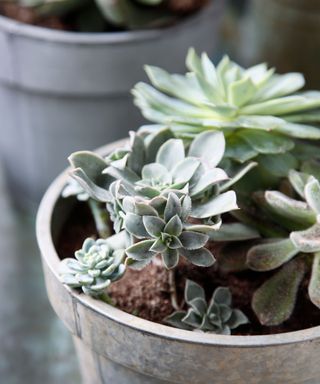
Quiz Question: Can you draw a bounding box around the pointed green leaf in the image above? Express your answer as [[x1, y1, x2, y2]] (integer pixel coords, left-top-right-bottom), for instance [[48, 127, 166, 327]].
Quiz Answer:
[[164, 193, 182, 222], [172, 158, 200, 185], [189, 298, 207, 317], [182, 309, 203, 328], [185, 279, 205, 303], [179, 231, 209, 250], [213, 287, 232, 306], [191, 191, 238, 219], [227, 309, 249, 329], [190, 168, 229, 197], [164, 311, 192, 330], [238, 130, 294, 154], [164, 215, 183, 237], [180, 248, 215, 267], [288, 170, 310, 199], [305, 177, 320, 214], [141, 163, 171, 183], [143, 216, 165, 237], [156, 139, 185, 171], [162, 248, 179, 269], [124, 213, 149, 239], [228, 76, 256, 107], [189, 131, 225, 168], [125, 240, 155, 261]]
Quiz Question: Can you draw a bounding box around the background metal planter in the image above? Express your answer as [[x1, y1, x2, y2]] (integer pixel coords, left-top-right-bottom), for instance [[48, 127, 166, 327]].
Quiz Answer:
[[0, 0, 225, 210], [37, 141, 320, 384]]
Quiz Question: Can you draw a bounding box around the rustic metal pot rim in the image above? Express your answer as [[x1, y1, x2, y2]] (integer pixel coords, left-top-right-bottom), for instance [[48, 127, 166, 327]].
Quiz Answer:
[[0, 0, 218, 45], [36, 139, 320, 348]]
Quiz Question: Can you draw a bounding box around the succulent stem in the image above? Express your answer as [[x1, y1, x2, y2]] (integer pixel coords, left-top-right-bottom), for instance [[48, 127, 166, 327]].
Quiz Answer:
[[98, 292, 114, 306], [88, 199, 111, 239], [168, 269, 181, 311]]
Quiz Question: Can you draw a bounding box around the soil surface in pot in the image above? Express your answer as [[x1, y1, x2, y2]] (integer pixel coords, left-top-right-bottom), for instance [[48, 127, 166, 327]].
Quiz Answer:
[[0, 0, 207, 32], [57, 201, 320, 335]]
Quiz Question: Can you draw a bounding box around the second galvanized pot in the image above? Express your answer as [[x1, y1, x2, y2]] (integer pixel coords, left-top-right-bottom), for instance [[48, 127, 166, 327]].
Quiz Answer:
[[36, 141, 320, 384], [0, 0, 225, 210]]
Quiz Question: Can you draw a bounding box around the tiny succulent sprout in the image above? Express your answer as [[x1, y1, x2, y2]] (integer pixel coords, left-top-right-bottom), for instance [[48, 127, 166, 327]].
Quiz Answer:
[[59, 238, 126, 296], [165, 280, 249, 334]]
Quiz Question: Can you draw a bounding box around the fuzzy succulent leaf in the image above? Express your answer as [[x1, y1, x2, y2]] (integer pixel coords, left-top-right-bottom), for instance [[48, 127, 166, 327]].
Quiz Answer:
[[252, 258, 306, 326], [247, 239, 299, 271], [308, 253, 320, 309], [165, 280, 249, 334], [290, 224, 320, 253]]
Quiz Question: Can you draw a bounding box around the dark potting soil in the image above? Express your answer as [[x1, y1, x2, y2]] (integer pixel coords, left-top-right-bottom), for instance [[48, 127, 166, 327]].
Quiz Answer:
[[0, 1, 207, 32], [57, 201, 320, 335], [0, 3, 68, 30]]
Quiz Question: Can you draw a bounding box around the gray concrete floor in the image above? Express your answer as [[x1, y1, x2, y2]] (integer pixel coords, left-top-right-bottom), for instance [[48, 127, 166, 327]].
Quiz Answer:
[[0, 164, 80, 383]]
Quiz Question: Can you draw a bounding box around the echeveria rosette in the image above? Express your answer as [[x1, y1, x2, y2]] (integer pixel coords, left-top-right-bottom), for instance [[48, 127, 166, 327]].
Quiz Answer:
[[59, 237, 126, 296], [245, 171, 320, 326], [133, 49, 320, 171], [124, 193, 219, 269], [165, 280, 249, 334]]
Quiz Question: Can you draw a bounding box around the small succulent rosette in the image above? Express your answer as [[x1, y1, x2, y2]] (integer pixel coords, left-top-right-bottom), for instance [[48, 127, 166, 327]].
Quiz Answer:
[[165, 280, 248, 334], [59, 237, 126, 296]]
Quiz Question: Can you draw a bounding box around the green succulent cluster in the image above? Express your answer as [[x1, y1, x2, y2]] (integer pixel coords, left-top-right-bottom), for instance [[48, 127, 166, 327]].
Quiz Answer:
[[60, 50, 320, 331], [14, 0, 203, 31], [133, 49, 320, 181], [125, 192, 216, 269], [67, 128, 247, 270], [60, 237, 126, 295], [165, 280, 248, 334]]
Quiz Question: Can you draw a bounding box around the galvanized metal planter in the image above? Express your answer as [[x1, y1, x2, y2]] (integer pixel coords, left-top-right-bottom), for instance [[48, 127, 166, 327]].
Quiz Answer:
[[36, 141, 320, 384], [0, 0, 225, 210]]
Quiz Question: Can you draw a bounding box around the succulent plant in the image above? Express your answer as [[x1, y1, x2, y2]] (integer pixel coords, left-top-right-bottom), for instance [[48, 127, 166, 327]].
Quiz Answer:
[[165, 279, 249, 334], [125, 192, 217, 269], [60, 236, 126, 296], [11, 0, 206, 31], [65, 128, 251, 271], [242, 167, 320, 326], [133, 49, 320, 177], [69, 129, 248, 237], [62, 177, 90, 201]]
